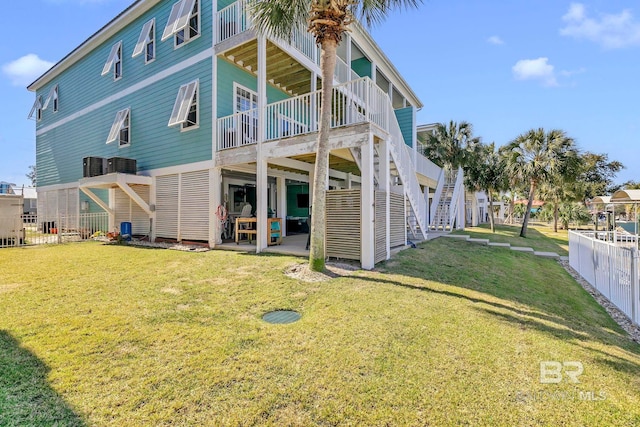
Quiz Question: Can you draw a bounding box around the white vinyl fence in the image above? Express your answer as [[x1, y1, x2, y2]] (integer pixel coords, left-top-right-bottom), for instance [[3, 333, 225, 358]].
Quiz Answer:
[[569, 230, 640, 326], [0, 213, 109, 248]]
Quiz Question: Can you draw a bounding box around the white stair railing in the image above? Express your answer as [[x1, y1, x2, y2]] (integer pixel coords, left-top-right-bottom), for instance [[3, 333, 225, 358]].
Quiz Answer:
[[448, 167, 464, 229], [429, 169, 445, 227]]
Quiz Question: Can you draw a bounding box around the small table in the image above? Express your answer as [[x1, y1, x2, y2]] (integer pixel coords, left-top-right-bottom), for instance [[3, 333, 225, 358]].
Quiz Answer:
[[235, 217, 257, 244]]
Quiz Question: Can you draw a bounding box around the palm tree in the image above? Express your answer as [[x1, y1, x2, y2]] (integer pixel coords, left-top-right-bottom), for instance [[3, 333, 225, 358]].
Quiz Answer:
[[250, 0, 422, 271], [425, 120, 475, 170], [504, 128, 579, 237], [464, 142, 506, 232], [538, 178, 583, 232]]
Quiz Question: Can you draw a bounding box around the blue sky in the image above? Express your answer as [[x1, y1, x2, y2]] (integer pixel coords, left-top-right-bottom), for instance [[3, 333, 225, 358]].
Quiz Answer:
[[1, 0, 638, 187]]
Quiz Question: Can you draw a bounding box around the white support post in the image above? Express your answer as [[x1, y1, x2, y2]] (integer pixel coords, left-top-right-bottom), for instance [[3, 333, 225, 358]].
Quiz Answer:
[[277, 176, 287, 236], [423, 186, 429, 226], [256, 35, 268, 252], [310, 72, 318, 131], [371, 62, 376, 84], [361, 135, 375, 269], [378, 139, 391, 260], [346, 173, 352, 189], [632, 248, 638, 324], [256, 159, 268, 252], [108, 188, 115, 233], [210, 167, 222, 247]]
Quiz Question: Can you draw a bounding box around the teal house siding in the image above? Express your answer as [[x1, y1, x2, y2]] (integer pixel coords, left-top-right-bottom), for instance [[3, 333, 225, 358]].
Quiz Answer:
[[351, 57, 372, 78], [216, 58, 291, 118], [394, 106, 414, 148], [80, 189, 109, 213], [35, 0, 212, 131], [37, 57, 213, 187]]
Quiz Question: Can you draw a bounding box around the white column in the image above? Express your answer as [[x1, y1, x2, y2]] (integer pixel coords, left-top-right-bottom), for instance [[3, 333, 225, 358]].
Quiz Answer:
[[209, 167, 222, 247], [378, 139, 390, 260], [308, 169, 314, 207], [277, 176, 287, 236], [423, 186, 429, 226], [256, 35, 268, 251], [371, 62, 377, 84], [345, 33, 352, 72], [256, 159, 268, 251], [361, 135, 375, 269], [346, 173, 352, 189], [471, 194, 478, 227]]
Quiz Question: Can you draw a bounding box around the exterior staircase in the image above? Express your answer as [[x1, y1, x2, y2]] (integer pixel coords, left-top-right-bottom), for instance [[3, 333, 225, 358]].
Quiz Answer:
[[430, 167, 464, 231]]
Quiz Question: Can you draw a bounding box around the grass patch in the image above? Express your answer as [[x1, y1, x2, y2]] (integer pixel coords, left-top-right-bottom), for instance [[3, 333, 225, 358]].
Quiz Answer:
[[453, 223, 569, 255], [1, 240, 639, 425]]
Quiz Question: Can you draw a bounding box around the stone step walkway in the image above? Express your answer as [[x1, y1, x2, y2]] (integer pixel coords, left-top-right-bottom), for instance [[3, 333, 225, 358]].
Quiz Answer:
[[441, 234, 567, 260]]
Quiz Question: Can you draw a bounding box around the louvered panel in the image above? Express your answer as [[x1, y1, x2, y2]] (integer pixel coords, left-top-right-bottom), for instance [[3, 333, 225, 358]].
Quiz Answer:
[[114, 188, 130, 232], [67, 188, 79, 217], [180, 170, 210, 241], [66, 188, 79, 229], [389, 192, 405, 247], [156, 174, 179, 239], [326, 189, 361, 260], [37, 191, 46, 222], [57, 189, 68, 216], [47, 191, 57, 221], [131, 185, 150, 235], [375, 191, 387, 264]]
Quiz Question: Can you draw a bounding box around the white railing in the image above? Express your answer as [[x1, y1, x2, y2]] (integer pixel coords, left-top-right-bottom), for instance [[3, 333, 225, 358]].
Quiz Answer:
[[291, 25, 320, 65], [216, 0, 250, 43], [449, 167, 464, 229], [215, 76, 429, 236], [429, 169, 445, 227], [218, 77, 386, 149], [217, 110, 259, 150], [569, 230, 640, 326], [216, 0, 321, 65], [0, 212, 109, 248], [266, 92, 317, 141], [335, 57, 360, 83]]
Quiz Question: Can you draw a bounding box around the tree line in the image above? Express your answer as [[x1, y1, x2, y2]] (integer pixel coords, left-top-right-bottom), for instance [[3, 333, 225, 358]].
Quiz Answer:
[[423, 121, 625, 237]]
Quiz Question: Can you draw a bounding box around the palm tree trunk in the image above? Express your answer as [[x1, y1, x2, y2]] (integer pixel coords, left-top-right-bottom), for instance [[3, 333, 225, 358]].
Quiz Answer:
[[488, 191, 495, 233], [553, 201, 559, 232], [309, 39, 337, 272], [520, 181, 536, 238]]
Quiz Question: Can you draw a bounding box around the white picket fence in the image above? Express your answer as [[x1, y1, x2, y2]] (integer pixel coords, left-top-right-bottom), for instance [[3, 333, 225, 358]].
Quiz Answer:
[[569, 230, 640, 326], [0, 213, 109, 248]]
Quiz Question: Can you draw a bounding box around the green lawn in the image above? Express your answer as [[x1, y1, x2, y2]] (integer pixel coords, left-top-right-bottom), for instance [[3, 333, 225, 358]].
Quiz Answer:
[[1, 239, 639, 425], [452, 223, 570, 255]]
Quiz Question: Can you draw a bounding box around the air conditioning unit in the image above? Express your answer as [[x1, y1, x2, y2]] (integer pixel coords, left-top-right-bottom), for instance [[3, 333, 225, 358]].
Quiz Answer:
[[83, 157, 106, 178], [107, 157, 137, 174]]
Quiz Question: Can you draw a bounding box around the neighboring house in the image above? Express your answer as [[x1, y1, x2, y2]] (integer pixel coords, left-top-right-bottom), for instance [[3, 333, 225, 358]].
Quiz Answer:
[[28, 0, 461, 268], [0, 182, 16, 194], [10, 186, 37, 215]]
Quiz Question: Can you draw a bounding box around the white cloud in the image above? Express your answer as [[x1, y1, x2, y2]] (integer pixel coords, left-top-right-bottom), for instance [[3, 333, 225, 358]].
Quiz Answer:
[[487, 35, 504, 45], [559, 67, 586, 77], [2, 54, 54, 86], [560, 2, 640, 49], [512, 58, 558, 87]]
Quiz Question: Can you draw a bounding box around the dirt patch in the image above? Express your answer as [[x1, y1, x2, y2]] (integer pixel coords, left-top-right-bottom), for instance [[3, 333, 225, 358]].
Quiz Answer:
[[284, 262, 360, 282], [160, 287, 182, 295]]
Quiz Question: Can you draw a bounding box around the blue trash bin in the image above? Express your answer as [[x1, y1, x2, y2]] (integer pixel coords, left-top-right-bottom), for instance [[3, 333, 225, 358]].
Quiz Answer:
[[120, 222, 132, 241]]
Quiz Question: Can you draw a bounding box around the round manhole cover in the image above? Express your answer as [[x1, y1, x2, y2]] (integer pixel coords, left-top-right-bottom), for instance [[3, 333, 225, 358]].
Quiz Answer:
[[262, 310, 301, 324]]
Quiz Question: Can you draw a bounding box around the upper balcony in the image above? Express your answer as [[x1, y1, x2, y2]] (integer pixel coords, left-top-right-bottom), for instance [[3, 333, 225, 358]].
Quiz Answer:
[[215, 77, 441, 184], [216, 0, 358, 86]]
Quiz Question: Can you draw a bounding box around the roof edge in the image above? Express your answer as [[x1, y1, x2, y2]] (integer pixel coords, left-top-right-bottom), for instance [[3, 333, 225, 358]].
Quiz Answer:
[[28, 0, 159, 92]]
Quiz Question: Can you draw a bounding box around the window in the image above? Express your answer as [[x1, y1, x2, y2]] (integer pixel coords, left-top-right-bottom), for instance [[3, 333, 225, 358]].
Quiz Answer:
[[168, 80, 199, 130], [161, 0, 198, 46], [132, 19, 155, 63], [234, 84, 258, 143], [28, 96, 42, 121], [102, 41, 123, 80], [42, 85, 59, 113], [106, 108, 131, 147]]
